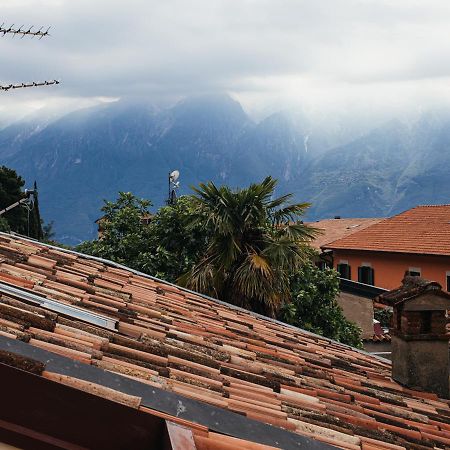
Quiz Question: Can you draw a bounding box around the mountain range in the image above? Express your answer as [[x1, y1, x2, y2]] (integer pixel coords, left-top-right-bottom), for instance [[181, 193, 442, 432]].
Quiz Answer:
[[1, 94, 450, 245]]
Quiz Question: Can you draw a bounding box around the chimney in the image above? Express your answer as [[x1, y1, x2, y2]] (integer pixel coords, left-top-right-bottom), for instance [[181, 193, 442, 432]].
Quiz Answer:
[[378, 277, 450, 399]]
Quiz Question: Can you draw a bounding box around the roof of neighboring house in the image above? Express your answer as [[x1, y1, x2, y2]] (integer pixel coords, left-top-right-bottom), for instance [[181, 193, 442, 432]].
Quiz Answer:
[[323, 205, 450, 256], [307, 218, 383, 251], [1, 233, 450, 449]]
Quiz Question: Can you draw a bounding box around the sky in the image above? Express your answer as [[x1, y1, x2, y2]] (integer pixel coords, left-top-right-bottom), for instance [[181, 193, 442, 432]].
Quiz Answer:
[[2, 0, 450, 122]]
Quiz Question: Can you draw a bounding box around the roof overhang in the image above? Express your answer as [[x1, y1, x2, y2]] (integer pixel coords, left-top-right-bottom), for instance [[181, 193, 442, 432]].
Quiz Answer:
[[321, 247, 450, 258], [0, 336, 335, 450], [0, 361, 171, 450]]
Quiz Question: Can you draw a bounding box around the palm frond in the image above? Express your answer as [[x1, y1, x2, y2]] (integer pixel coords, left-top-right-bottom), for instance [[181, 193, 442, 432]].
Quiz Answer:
[[247, 252, 273, 279], [184, 176, 313, 316], [178, 254, 221, 297], [231, 256, 277, 304], [271, 202, 312, 225], [266, 193, 294, 210], [278, 222, 320, 242]]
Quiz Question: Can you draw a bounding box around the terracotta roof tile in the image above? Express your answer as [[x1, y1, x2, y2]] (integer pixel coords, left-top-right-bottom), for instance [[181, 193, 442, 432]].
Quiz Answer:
[[0, 233, 449, 449], [307, 218, 383, 250], [324, 205, 450, 255]]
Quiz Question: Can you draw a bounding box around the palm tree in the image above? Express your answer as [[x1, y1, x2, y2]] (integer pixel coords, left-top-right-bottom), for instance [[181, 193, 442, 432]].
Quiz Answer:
[[179, 176, 318, 317]]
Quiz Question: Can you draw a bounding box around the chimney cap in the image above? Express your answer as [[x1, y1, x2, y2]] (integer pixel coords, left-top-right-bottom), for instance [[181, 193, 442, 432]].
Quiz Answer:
[[376, 276, 450, 308]]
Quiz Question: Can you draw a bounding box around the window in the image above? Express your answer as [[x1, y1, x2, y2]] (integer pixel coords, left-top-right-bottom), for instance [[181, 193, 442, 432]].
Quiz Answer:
[[407, 267, 421, 277], [446, 272, 450, 292], [316, 261, 327, 270], [358, 265, 374, 285], [337, 263, 351, 279]]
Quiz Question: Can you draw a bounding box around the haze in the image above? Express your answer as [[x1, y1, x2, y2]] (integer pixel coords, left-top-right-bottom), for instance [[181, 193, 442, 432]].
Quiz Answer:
[[1, 0, 450, 122]]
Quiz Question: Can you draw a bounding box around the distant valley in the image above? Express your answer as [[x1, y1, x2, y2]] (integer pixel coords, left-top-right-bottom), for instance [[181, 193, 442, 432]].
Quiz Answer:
[[2, 94, 450, 245]]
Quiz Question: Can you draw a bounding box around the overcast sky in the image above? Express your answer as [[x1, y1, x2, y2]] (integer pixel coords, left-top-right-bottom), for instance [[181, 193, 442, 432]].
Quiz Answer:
[[2, 0, 450, 121]]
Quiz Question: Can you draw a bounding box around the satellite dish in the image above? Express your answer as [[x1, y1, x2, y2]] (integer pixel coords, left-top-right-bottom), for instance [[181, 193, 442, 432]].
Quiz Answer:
[[169, 170, 180, 182]]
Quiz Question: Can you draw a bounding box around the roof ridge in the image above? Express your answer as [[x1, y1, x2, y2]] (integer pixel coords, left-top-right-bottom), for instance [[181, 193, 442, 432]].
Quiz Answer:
[[414, 203, 450, 207]]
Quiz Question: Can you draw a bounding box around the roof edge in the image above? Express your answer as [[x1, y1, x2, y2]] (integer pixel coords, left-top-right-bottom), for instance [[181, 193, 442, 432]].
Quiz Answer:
[[321, 246, 450, 258], [0, 335, 335, 450]]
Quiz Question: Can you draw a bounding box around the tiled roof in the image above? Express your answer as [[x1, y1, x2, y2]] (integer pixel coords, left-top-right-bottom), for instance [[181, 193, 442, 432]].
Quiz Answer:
[[306, 218, 383, 251], [323, 205, 450, 256], [371, 320, 391, 343], [1, 233, 450, 449]]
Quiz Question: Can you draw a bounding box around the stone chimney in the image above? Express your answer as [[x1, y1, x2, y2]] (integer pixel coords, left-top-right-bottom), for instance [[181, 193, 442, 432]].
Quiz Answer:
[[378, 276, 450, 399]]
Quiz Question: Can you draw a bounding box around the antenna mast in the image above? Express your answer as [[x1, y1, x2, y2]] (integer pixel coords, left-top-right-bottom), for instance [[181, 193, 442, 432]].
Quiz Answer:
[[167, 170, 180, 205]]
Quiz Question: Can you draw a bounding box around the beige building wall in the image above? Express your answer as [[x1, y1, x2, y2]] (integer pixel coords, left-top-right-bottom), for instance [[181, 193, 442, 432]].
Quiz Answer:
[[337, 292, 374, 339]]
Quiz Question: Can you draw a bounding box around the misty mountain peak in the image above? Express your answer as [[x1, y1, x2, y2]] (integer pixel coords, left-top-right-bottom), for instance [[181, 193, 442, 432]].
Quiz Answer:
[[171, 93, 250, 125], [2, 97, 450, 244]]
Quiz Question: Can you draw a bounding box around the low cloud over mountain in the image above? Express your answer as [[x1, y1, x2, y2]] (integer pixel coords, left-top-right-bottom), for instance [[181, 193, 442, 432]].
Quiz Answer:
[[2, 94, 450, 244]]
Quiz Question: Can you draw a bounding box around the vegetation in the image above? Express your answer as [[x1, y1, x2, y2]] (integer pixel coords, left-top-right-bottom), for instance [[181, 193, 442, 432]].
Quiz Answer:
[[78, 192, 207, 281], [374, 307, 393, 328], [0, 166, 43, 239], [280, 264, 363, 348], [180, 176, 316, 317], [78, 179, 362, 347]]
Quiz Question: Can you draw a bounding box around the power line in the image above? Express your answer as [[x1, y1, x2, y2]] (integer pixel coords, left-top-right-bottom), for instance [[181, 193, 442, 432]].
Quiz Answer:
[[0, 23, 50, 39], [0, 80, 60, 92]]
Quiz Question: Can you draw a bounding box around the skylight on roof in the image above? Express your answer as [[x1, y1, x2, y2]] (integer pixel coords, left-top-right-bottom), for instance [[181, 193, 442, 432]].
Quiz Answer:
[[0, 282, 117, 331]]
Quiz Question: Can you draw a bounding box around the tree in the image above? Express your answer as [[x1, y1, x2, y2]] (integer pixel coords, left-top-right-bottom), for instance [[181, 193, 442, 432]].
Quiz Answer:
[[79, 184, 362, 347], [280, 264, 362, 348], [0, 217, 10, 232], [179, 176, 317, 317], [144, 196, 208, 281], [0, 166, 27, 233], [77, 193, 207, 282], [78, 192, 153, 268], [0, 166, 43, 239]]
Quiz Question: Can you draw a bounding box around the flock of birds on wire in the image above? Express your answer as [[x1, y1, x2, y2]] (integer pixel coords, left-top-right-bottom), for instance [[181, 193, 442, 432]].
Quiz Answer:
[[0, 23, 59, 92]]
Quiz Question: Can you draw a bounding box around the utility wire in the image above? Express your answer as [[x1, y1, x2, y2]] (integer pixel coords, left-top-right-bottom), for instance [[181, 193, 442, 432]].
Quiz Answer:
[[0, 80, 60, 92], [0, 24, 50, 38]]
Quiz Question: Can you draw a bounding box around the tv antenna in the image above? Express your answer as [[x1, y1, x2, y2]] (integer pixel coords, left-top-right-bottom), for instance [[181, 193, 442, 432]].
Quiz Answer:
[[1, 22, 60, 92], [167, 170, 180, 205]]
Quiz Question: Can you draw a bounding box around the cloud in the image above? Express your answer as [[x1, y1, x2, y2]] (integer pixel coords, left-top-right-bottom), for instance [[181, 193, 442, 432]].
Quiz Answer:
[[1, 0, 450, 118]]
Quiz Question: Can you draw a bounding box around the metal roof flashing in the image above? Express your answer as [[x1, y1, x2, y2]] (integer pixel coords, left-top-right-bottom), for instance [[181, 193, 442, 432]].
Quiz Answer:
[[0, 282, 118, 331]]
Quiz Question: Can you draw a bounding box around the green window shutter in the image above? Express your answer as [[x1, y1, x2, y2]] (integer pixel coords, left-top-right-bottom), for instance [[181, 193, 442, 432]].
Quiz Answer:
[[337, 264, 351, 279]]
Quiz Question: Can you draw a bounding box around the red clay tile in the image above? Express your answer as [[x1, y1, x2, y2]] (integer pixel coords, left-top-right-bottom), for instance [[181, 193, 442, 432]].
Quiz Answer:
[[106, 342, 168, 366], [1, 233, 450, 450], [29, 338, 92, 363]]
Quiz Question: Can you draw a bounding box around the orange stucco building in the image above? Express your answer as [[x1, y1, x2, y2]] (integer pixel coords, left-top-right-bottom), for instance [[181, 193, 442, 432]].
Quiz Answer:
[[323, 205, 450, 292]]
